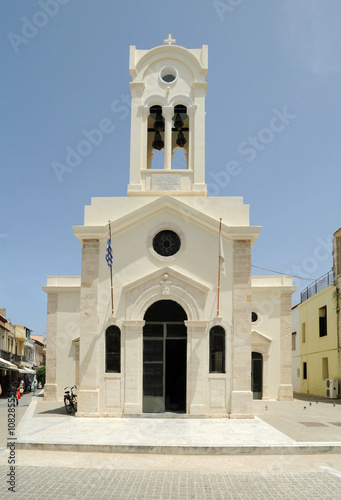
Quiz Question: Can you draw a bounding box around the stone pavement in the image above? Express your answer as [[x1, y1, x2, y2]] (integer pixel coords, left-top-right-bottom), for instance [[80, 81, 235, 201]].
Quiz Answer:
[[0, 392, 34, 450], [9, 392, 341, 455], [253, 396, 341, 443], [1, 392, 341, 499], [0, 397, 341, 500], [1, 464, 341, 499]]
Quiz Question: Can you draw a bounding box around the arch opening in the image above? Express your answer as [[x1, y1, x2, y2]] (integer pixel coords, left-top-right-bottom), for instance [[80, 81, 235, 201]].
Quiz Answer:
[[172, 104, 188, 169], [143, 300, 187, 413], [148, 105, 165, 169]]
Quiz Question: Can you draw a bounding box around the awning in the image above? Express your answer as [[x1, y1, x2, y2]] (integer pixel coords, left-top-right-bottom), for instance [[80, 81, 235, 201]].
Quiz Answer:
[[0, 358, 18, 370], [23, 367, 36, 374]]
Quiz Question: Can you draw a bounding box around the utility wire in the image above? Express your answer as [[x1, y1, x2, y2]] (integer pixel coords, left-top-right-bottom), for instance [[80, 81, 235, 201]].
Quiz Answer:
[[251, 264, 333, 284]]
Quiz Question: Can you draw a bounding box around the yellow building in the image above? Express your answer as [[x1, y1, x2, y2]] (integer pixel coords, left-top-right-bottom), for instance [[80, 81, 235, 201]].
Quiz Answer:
[[12, 324, 35, 370], [299, 284, 338, 396], [298, 227, 341, 397]]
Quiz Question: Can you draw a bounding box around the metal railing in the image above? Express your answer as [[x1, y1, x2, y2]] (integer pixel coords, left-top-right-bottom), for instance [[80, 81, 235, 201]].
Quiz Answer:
[[10, 353, 22, 363], [300, 270, 334, 303], [0, 350, 11, 361]]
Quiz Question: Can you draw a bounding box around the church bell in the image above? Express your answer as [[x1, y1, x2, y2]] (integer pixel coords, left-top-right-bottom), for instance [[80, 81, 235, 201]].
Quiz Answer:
[[152, 131, 164, 150], [173, 113, 184, 131], [176, 130, 186, 148], [153, 113, 164, 132]]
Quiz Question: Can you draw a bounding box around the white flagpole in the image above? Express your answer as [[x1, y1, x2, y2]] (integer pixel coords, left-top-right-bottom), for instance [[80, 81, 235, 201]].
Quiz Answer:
[[217, 218, 222, 316]]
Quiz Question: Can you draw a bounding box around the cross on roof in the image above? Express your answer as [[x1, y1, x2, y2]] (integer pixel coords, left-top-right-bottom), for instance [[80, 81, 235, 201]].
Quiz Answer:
[[163, 33, 176, 46]]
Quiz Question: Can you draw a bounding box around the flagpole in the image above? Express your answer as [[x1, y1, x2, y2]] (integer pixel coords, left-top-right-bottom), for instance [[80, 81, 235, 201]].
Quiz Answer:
[[217, 218, 222, 317], [108, 221, 114, 316]]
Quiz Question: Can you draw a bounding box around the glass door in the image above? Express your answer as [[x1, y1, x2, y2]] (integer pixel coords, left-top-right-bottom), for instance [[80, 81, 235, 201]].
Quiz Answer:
[[251, 352, 263, 400], [143, 324, 164, 412], [143, 322, 187, 413]]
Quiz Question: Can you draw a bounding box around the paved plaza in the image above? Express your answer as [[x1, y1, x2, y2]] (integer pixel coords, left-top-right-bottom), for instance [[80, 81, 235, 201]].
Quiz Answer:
[[8, 392, 341, 455], [1, 392, 341, 498]]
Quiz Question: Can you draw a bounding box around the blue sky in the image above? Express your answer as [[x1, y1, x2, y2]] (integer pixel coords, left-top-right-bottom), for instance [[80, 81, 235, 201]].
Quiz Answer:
[[1, 0, 341, 335]]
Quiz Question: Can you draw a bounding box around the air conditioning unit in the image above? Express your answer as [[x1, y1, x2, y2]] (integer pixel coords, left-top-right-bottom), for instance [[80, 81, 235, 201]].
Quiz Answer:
[[326, 379, 338, 398]]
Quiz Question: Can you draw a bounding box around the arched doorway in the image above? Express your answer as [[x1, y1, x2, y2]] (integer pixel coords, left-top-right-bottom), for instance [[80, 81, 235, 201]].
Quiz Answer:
[[251, 352, 263, 399], [143, 300, 187, 413]]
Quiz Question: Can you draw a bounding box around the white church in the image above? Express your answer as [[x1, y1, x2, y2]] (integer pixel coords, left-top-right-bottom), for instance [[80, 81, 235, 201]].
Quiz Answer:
[[43, 37, 296, 418]]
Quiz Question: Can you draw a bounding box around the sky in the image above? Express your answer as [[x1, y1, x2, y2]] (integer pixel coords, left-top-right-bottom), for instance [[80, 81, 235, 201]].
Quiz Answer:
[[1, 0, 341, 335]]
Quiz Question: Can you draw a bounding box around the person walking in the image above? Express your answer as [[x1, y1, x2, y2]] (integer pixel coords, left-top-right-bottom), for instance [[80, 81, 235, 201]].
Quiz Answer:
[[8, 381, 19, 405], [16, 385, 20, 405]]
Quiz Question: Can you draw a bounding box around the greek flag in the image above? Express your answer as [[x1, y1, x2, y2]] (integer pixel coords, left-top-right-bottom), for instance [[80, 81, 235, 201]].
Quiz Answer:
[[105, 231, 113, 268]]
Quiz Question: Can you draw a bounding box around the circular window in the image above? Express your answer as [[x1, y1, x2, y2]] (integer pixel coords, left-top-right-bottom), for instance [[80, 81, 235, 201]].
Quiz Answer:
[[153, 230, 181, 257], [162, 74, 176, 83], [251, 312, 258, 323], [160, 66, 178, 84]]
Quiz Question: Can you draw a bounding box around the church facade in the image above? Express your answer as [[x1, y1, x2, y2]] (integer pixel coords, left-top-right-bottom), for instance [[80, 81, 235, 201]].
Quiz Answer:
[[43, 38, 296, 418]]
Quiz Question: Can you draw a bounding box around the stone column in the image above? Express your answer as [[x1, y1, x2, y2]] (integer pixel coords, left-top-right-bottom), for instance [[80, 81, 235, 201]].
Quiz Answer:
[[140, 105, 149, 171], [44, 293, 58, 400], [186, 105, 196, 172], [162, 106, 174, 170], [77, 239, 100, 416], [231, 240, 253, 418], [123, 320, 144, 414], [278, 293, 294, 400], [186, 320, 207, 415], [262, 353, 269, 400]]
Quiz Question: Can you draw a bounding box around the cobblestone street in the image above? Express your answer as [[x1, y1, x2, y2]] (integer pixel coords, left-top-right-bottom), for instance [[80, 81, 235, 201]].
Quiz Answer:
[[0, 465, 341, 499]]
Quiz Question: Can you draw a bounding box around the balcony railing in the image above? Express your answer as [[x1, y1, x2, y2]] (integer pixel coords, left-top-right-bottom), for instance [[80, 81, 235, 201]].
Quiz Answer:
[[301, 270, 334, 303], [10, 353, 22, 363], [0, 350, 11, 361]]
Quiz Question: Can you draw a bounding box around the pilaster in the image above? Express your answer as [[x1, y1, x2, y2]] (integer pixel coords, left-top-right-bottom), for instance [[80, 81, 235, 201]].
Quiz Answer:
[[192, 84, 206, 189], [231, 240, 253, 418], [123, 320, 144, 414], [77, 239, 100, 416], [44, 293, 58, 400], [262, 353, 269, 400], [186, 320, 207, 415], [128, 82, 145, 192], [278, 293, 294, 400]]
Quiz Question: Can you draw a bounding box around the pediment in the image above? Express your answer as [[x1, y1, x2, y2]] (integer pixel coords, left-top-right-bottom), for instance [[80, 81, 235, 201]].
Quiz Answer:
[[111, 195, 219, 236], [123, 265, 209, 295], [73, 194, 261, 244], [122, 266, 209, 321], [252, 329, 272, 355], [252, 330, 272, 344]]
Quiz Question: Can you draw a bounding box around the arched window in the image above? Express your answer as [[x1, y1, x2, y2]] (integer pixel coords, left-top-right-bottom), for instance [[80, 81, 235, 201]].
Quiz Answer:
[[209, 326, 225, 373], [172, 104, 188, 169], [148, 105, 165, 169], [105, 325, 121, 373]]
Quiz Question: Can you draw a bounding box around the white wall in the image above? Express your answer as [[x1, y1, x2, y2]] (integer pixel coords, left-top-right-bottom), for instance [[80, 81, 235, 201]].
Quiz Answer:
[[55, 292, 80, 400]]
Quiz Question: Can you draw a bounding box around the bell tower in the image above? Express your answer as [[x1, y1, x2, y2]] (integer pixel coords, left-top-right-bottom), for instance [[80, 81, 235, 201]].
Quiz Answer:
[[127, 36, 208, 196]]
